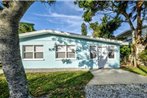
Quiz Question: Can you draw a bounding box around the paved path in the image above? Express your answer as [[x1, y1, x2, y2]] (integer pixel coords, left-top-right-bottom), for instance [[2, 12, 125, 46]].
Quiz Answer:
[[85, 69, 147, 98], [88, 69, 147, 85]]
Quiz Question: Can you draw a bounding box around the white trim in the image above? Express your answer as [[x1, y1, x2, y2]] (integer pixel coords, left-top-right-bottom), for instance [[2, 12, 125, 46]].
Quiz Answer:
[[55, 45, 76, 60], [19, 30, 129, 45], [108, 45, 115, 60], [89, 45, 116, 60], [89, 45, 97, 60], [23, 59, 45, 61], [55, 58, 76, 61], [22, 45, 44, 60]]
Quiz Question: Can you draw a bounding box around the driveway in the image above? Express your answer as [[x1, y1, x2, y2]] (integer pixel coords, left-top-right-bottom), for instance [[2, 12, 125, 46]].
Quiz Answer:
[[88, 69, 147, 85], [85, 69, 147, 98]]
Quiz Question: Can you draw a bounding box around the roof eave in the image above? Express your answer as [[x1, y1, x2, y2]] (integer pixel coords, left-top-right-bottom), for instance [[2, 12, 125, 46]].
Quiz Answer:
[[19, 30, 129, 46]]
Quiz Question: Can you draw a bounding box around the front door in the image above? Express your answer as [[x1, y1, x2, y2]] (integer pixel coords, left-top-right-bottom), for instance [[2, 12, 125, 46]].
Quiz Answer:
[[97, 45, 108, 68], [90, 45, 108, 68]]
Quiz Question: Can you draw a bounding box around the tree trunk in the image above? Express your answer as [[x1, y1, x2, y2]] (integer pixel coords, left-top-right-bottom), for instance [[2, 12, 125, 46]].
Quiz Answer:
[[0, 21, 29, 98], [0, 1, 33, 98], [131, 30, 137, 67], [129, 1, 144, 67], [136, 0, 143, 44], [119, 7, 137, 67], [134, 0, 144, 67]]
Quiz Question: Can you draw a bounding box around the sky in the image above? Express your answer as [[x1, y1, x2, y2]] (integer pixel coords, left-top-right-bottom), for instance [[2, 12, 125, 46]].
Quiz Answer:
[[20, 1, 146, 36]]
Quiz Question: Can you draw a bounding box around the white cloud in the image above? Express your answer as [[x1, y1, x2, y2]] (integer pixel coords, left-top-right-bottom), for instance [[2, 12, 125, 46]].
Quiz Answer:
[[34, 12, 82, 20], [20, 19, 34, 23], [63, 1, 83, 12], [34, 4, 84, 33], [34, 12, 83, 33], [47, 15, 83, 33], [64, 18, 83, 33], [51, 13, 81, 20]]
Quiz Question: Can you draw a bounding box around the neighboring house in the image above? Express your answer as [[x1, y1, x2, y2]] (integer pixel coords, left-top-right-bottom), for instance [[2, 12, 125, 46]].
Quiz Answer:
[[116, 26, 147, 42], [19, 30, 128, 69]]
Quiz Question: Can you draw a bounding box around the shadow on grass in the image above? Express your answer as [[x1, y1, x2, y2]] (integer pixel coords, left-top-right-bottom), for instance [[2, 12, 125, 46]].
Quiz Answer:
[[0, 64, 2, 69], [0, 71, 93, 98], [138, 66, 147, 74], [28, 71, 93, 98], [0, 74, 9, 98], [122, 66, 147, 76], [48, 71, 93, 98], [122, 67, 140, 74]]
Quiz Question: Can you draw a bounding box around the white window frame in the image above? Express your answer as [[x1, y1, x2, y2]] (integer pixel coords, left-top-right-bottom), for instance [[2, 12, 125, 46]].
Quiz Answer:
[[90, 45, 97, 60], [90, 45, 115, 60], [56, 45, 76, 60], [56, 45, 66, 59], [108, 45, 115, 59], [22, 45, 44, 60]]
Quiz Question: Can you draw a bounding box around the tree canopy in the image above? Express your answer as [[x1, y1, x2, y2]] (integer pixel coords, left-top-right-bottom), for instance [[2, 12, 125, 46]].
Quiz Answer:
[[81, 22, 87, 36], [19, 22, 35, 33], [90, 15, 121, 38], [75, 1, 122, 38], [76, 0, 147, 67], [76, 0, 147, 39]]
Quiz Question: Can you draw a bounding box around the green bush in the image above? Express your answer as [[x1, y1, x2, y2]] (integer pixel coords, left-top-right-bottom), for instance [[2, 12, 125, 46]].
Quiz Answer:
[[139, 50, 147, 66], [120, 45, 131, 63]]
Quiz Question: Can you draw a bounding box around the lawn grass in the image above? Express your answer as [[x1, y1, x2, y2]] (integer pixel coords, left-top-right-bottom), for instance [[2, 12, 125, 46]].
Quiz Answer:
[[0, 71, 93, 98], [122, 65, 147, 76]]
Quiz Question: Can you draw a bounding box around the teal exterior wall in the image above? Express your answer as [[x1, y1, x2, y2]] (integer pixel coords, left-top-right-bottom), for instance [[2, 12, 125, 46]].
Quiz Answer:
[[20, 34, 120, 69]]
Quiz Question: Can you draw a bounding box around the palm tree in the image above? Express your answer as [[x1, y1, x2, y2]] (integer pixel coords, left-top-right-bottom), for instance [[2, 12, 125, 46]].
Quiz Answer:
[[76, 0, 147, 67]]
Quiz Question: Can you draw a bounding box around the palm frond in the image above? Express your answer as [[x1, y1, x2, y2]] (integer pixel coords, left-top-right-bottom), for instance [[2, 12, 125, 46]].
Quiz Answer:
[[132, 14, 137, 21]]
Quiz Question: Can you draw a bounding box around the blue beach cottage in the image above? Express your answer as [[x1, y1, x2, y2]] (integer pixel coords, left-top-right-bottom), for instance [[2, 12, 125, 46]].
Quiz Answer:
[[19, 30, 128, 69]]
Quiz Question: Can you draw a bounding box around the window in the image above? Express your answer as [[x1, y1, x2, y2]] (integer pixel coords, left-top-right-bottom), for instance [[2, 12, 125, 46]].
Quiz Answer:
[[108, 46, 115, 58], [23, 45, 33, 59], [34, 45, 43, 58], [23, 45, 43, 59], [67, 45, 75, 58], [56, 45, 75, 59], [56, 45, 66, 58], [90, 46, 97, 59]]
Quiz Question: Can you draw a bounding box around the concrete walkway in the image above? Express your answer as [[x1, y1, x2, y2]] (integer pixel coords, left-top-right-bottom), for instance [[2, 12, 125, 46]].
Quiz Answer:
[[88, 69, 147, 85], [85, 69, 147, 98]]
